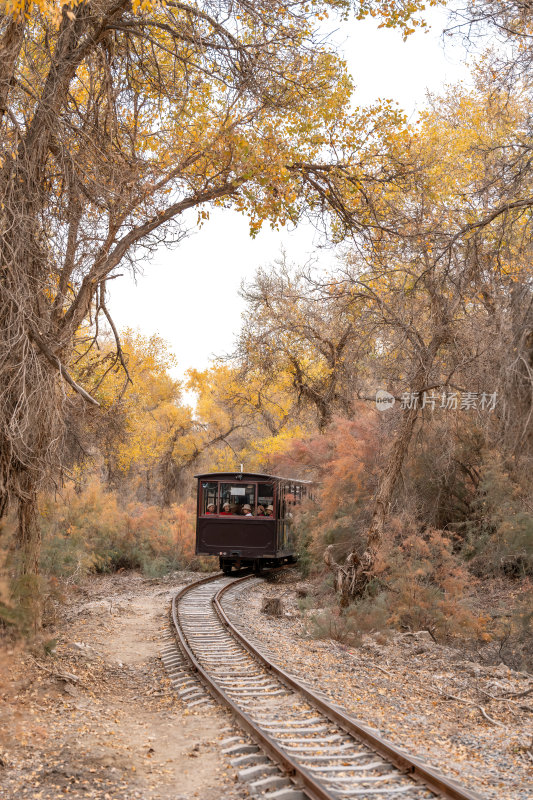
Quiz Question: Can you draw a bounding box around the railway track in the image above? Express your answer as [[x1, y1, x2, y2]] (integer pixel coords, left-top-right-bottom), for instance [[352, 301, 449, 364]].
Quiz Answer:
[[168, 572, 484, 800]]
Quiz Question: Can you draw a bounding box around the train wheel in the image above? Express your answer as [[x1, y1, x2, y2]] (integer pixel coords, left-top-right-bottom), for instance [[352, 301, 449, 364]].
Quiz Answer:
[[220, 557, 232, 575]]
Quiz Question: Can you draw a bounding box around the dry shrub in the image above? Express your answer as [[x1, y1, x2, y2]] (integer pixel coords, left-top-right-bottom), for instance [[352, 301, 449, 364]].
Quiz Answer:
[[305, 515, 487, 645], [500, 585, 533, 670], [342, 592, 390, 637], [279, 415, 529, 646], [475, 581, 533, 671], [281, 417, 486, 642], [39, 480, 209, 578], [378, 521, 487, 640], [465, 452, 533, 577], [275, 411, 379, 570], [307, 606, 362, 647]]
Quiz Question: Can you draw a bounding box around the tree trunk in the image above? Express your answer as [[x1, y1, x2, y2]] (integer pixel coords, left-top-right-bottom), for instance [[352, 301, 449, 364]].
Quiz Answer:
[[325, 403, 420, 605], [324, 313, 450, 606], [18, 488, 40, 574], [14, 472, 42, 628]]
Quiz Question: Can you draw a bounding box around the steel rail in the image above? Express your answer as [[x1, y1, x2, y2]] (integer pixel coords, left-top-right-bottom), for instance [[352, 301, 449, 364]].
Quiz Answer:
[[171, 571, 485, 800], [172, 572, 338, 800]]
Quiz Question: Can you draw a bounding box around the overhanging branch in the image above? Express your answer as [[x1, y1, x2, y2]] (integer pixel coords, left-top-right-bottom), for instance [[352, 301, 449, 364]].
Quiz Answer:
[[29, 329, 100, 407]]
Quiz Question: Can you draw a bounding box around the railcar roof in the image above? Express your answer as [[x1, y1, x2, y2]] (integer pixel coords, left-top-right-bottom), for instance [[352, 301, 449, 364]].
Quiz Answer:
[[194, 471, 313, 484]]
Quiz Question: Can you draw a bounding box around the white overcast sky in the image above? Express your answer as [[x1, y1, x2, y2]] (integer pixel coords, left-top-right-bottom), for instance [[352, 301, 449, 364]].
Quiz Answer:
[[109, 8, 472, 383]]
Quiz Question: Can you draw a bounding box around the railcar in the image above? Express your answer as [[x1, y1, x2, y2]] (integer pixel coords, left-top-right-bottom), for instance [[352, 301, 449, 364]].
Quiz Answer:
[[194, 471, 312, 573]]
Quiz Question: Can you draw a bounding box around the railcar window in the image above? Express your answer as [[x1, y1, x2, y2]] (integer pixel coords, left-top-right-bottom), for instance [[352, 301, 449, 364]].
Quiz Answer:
[[201, 482, 218, 515], [257, 483, 274, 516], [281, 484, 291, 517], [220, 483, 256, 515]]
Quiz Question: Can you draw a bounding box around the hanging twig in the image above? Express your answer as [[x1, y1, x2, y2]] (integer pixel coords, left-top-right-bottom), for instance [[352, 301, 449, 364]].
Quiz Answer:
[[29, 328, 100, 407], [100, 282, 132, 401]]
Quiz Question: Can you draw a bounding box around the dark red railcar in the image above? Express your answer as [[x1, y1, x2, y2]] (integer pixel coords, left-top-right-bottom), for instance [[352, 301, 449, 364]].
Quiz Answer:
[[195, 471, 312, 573]]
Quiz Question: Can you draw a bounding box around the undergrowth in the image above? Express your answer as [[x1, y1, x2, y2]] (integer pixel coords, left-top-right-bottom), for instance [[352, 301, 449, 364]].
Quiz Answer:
[[39, 481, 214, 579], [301, 515, 489, 646]]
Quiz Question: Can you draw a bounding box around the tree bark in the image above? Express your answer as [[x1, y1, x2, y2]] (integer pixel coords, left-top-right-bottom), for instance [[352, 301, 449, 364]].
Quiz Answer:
[[0, 17, 25, 126], [17, 479, 40, 576], [14, 471, 42, 628]]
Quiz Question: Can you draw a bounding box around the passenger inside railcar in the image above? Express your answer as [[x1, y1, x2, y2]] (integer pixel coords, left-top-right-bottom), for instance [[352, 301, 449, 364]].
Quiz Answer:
[[220, 502, 231, 515], [206, 503, 216, 514], [218, 482, 257, 516]]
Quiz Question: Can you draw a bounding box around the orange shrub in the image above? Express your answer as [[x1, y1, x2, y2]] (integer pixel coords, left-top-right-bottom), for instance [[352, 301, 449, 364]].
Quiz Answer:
[[39, 482, 212, 577], [273, 408, 379, 568], [381, 523, 486, 639]]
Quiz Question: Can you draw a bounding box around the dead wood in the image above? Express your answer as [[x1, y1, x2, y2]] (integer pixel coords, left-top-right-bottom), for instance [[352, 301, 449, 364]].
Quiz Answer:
[[261, 596, 285, 617], [431, 686, 506, 728], [503, 685, 533, 699], [31, 658, 80, 684]]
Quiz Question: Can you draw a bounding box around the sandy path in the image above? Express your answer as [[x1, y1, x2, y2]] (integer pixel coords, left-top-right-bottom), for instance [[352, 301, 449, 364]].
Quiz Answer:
[[0, 573, 247, 800]]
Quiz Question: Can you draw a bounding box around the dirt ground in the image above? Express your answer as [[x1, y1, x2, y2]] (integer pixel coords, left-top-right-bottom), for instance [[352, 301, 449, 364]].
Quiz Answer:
[[0, 572, 246, 800]]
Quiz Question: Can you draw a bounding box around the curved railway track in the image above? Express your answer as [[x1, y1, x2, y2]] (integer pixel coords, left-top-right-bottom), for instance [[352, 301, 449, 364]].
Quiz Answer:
[[169, 572, 485, 800]]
